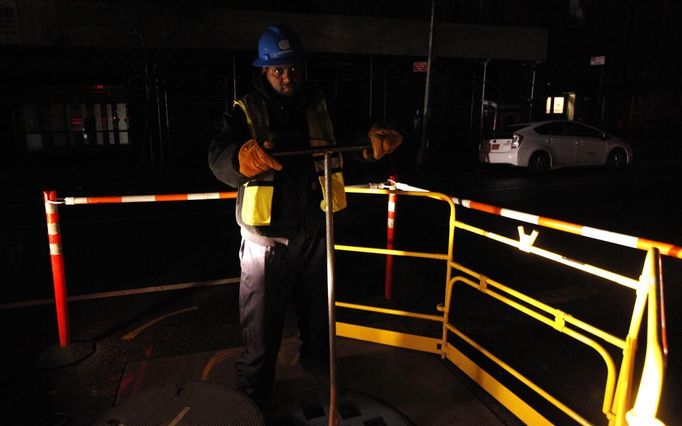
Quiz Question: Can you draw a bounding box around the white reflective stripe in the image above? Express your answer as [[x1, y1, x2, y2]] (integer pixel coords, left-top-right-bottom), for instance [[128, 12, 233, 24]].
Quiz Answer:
[[582, 227, 639, 248], [188, 193, 221, 200], [458, 199, 472, 208], [387, 200, 396, 211], [501, 209, 540, 225], [49, 243, 62, 255], [47, 223, 59, 235], [67, 197, 92, 205], [394, 182, 428, 192], [387, 218, 395, 228], [121, 195, 156, 203], [45, 202, 56, 213]]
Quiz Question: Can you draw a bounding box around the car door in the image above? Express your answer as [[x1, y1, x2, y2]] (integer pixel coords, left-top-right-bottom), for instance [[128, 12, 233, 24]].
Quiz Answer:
[[569, 122, 607, 165], [533, 122, 575, 166]]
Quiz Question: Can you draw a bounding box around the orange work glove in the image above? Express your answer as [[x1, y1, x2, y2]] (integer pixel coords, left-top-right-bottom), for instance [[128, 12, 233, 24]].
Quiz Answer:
[[364, 123, 404, 160], [238, 139, 282, 177]]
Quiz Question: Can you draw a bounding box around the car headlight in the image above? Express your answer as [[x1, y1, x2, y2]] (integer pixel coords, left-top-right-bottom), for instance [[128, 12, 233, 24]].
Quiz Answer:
[[511, 133, 523, 149]]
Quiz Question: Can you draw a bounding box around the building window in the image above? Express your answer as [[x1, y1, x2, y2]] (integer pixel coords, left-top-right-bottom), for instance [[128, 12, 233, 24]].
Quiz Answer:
[[546, 96, 565, 115], [21, 101, 129, 151]]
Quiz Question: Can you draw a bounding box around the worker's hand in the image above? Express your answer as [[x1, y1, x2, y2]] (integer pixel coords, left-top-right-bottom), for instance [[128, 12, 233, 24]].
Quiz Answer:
[[364, 123, 403, 160], [238, 139, 282, 177]]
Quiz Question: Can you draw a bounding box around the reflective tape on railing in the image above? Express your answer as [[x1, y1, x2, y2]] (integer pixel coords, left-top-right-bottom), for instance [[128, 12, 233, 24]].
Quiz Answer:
[[393, 182, 429, 192], [64, 192, 237, 205], [453, 197, 682, 259]]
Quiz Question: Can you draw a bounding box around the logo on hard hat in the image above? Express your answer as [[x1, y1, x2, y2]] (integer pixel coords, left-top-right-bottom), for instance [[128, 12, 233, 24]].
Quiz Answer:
[[278, 40, 290, 50]]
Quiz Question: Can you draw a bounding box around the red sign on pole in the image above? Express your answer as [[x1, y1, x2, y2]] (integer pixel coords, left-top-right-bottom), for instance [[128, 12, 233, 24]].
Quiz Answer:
[[413, 61, 428, 72]]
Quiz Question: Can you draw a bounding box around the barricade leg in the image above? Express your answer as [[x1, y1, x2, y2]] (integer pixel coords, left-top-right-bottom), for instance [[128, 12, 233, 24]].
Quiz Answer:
[[385, 175, 398, 300], [37, 190, 94, 368]]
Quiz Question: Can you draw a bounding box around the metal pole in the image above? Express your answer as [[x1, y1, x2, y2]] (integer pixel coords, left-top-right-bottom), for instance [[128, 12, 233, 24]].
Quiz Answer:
[[232, 55, 238, 103], [271, 144, 369, 426], [224, 76, 230, 109], [324, 152, 339, 426], [155, 78, 165, 166], [479, 59, 489, 142], [468, 73, 475, 146], [383, 68, 388, 122], [144, 59, 155, 167], [529, 64, 537, 121], [164, 84, 170, 157], [417, 0, 436, 167], [599, 65, 606, 127], [369, 56, 374, 118], [271, 144, 370, 158], [628, 95, 635, 142]]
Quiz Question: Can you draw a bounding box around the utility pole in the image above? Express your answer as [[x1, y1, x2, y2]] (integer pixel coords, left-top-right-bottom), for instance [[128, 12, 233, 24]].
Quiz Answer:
[[417, 0, 436, 168], [529, 62, 538, 121], [590, 55, 606, 127], [479, 59, 490, 142]]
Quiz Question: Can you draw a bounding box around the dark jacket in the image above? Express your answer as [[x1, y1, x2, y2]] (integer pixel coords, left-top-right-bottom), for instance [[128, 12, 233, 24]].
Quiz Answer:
[[209, 74, 333, 239]]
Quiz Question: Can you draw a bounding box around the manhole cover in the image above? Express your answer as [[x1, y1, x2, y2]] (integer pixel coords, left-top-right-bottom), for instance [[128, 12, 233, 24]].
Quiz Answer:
[[96, 381, 264, 425], [269, 390, 414, 425]]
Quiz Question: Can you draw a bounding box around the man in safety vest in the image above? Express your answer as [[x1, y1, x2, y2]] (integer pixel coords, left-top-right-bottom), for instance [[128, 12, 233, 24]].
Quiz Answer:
[[208, 24, 402, 408]]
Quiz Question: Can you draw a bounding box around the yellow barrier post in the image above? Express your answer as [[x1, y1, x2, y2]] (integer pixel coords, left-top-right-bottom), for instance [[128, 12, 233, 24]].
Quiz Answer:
[[611, 248, 662, 425], [625, 248, 666, 426]]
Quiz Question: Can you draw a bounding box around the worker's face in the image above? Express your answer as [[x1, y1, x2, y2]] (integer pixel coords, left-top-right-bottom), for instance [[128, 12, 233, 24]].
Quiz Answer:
[[262, 64, 302, 97]]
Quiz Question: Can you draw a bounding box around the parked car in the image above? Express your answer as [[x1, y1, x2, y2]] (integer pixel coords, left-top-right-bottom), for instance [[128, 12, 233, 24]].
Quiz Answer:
[[479, 120, 633, 174]]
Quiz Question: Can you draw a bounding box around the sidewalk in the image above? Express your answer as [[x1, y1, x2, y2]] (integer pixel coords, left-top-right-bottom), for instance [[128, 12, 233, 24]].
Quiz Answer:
[[2, 285, 518, 426]]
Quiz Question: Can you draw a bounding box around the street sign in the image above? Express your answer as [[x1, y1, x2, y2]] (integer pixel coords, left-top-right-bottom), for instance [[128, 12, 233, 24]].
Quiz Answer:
[[590, 56, 606, 66], [413, 61, 428, 72]]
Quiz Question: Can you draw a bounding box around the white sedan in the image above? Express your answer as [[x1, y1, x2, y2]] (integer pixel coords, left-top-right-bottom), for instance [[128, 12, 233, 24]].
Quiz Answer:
[[479, 120, 633, 174]]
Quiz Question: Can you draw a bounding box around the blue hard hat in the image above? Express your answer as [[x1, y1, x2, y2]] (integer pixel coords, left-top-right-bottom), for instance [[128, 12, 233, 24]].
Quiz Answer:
[[252, 25, 305, 67]]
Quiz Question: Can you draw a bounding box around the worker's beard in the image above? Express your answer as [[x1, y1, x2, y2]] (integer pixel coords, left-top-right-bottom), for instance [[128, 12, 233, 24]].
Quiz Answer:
[[279, 82, 298, 97], [277, 91, 300, 111]]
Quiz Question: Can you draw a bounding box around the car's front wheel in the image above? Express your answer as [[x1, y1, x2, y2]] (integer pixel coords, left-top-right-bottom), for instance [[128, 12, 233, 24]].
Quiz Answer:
[[528, 151, 550, 175], [606, 148, 627, 170]]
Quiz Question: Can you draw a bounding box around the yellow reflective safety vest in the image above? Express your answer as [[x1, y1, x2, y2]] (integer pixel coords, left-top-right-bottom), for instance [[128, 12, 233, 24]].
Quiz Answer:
[[234, 91, 347, 230]]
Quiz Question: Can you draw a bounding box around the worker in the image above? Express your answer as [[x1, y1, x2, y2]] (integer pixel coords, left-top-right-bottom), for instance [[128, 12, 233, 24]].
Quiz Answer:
[[208, 24, 402, 408]]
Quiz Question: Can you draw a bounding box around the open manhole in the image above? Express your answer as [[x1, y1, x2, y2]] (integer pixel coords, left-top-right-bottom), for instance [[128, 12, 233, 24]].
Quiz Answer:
[[268, 390, 414, 426], [96, 381, 264, 425]]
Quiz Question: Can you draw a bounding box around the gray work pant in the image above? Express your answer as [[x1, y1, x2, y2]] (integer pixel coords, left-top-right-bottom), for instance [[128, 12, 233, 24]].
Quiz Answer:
[[236, 229, 329, 395]]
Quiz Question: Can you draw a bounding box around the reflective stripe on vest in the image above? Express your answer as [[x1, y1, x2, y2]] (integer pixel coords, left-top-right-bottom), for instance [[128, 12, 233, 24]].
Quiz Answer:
[[234, 92, 346, 227], [241, 180, 274, 226], [234, 95, 275, 226]]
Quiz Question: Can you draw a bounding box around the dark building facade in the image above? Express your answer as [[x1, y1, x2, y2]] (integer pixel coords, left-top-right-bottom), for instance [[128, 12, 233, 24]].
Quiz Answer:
[[1, 0, 679, 191]]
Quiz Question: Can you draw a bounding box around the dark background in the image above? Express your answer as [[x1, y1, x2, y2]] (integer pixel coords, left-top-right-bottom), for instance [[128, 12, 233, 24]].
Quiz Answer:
[[1, 1, 681, 425], [1, 0, 681, 196]]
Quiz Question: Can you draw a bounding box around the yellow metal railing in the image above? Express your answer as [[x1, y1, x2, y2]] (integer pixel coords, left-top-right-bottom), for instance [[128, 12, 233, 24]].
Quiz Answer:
[[334, 185, 671, 426]]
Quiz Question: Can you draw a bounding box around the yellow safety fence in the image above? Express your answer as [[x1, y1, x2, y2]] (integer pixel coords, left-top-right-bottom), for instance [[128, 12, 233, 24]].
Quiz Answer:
[[335, 185, 671, 426]]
